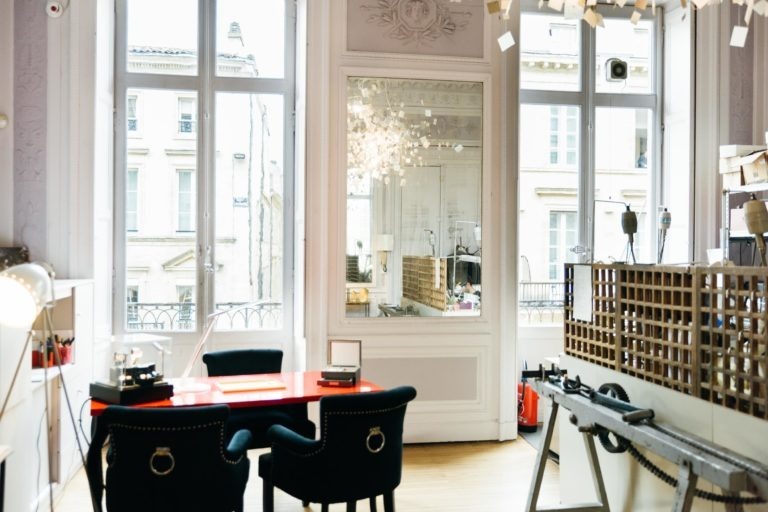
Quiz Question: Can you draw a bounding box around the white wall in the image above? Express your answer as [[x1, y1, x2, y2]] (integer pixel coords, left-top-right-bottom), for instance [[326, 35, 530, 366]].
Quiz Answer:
[[0, 0, 12, 244]]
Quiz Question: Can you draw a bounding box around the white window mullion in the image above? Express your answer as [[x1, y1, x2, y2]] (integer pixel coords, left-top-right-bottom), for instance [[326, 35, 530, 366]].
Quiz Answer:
[[198, 0, 216, 327]]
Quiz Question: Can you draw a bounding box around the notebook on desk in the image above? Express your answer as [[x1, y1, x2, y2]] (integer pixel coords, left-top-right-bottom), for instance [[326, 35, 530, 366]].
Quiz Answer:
[[217, 378, 286, 393]]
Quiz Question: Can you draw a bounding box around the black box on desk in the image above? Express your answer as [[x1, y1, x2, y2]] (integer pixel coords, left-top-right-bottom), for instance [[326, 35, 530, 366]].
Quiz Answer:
[[318, 339, 361, 387], [321, 366, 361, 382], [90, 381, 174, 405]]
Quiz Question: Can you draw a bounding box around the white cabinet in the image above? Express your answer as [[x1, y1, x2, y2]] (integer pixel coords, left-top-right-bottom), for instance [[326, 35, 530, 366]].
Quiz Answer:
[[0, 279, 93, 511]]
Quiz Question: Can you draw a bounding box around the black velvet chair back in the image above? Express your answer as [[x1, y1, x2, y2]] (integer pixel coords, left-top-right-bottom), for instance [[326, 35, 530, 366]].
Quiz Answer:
[[87, 404, 251, 512], [202, 348, 316, 448], [203, 348, 283, 376], [259, 385, 417, 511]]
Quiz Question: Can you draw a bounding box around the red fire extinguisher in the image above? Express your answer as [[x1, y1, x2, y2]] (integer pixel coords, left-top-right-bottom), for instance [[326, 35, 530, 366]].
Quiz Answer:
[[518, 376, 538, 432]]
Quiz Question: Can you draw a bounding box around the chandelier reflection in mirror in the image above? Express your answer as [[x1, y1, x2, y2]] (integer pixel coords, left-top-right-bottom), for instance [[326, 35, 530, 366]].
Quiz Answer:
[[347, 77, 465, 187]]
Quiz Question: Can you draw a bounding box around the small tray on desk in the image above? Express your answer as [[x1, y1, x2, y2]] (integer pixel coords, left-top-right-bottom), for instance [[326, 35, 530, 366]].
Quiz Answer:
[[90, 381, 174, 405], [216, 378, 286, 393]]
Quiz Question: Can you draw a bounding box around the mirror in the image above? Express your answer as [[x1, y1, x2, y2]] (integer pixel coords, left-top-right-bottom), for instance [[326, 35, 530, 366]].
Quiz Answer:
[[345, 76, 483, 318]]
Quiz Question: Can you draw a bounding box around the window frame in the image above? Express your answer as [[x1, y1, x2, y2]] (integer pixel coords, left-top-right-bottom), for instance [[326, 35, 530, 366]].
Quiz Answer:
[[519, 2, 663, 262], [113, 0, 297, 342]]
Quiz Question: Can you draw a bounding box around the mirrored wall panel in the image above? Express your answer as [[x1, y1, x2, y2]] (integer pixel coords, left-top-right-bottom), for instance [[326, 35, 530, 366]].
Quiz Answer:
[[345, 77, 483, 318]]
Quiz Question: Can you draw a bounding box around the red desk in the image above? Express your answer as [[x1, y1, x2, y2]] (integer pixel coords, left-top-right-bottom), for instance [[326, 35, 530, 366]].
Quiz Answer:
[[90, 371, 381, 415]]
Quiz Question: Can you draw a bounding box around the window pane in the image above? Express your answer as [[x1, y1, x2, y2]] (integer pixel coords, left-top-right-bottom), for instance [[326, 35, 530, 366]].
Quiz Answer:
[[127, 96, 138, 132], [126, 169, 138, 232], [178, 97, 197, 134], [124, 88, 197, 331], [521, 14, 580, 92], [594, 107, 653, 263], [521, 104, 580, 171], [126, 0, 198, 76], [216, 0, 285, 79], [596, 18, 653, 94], [177, 170, 195, 231], [214, 92, 285, 330], [519, 104, 580, 325]]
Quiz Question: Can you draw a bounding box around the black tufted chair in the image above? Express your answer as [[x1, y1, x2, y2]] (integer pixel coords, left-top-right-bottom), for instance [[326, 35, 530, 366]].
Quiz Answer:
[[202, 349, 316, 448], [86, 404, 251, 512], [258, 385, 417, 512]]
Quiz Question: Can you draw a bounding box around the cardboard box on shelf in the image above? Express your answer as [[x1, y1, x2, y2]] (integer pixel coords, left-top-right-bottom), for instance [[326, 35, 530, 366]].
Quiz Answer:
[[722, 170, 744, 189], [740, 151, 768, 184], [719, 156, 742, 173], [719, 145, 766, 158]]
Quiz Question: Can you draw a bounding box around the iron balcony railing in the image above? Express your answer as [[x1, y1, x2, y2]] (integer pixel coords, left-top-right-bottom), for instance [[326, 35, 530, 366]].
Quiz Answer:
[[518, 281, 565, 321], [126, 301, 282, 331]]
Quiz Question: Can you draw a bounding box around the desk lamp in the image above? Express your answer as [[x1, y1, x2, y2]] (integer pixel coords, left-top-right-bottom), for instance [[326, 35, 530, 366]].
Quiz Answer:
[[744, 194, 768, 266], [621, 205, 638, 264], [0, 263, 92, 511], [591, 199, 637, 264]]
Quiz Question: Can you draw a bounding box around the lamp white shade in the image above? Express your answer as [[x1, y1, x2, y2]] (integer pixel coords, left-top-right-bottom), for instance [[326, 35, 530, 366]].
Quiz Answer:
[[375, 234, 394, 252], [0, 263, 53, 328], [473, 225, 482, 244]]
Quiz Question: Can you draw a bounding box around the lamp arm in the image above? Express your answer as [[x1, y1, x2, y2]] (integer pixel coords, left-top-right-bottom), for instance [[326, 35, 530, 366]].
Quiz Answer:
[[181, 312, 219, 379], [181, 301, 264, 378]]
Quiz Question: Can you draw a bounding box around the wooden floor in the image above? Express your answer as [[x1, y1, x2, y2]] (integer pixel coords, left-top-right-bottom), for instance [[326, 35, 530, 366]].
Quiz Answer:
[[56, 439, 560, 511]]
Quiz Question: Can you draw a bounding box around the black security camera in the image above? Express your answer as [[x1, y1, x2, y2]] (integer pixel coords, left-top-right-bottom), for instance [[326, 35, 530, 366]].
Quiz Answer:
[[606, 58, 628, 81]]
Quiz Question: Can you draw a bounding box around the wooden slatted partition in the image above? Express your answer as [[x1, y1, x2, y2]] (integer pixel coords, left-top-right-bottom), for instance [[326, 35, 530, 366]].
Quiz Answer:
[[697, 266, 768, 419], [564, 263, 767, 420]]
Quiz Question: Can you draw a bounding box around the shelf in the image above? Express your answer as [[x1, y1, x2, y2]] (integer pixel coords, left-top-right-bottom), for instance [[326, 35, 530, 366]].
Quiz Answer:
[[724, 182, 768, 194]]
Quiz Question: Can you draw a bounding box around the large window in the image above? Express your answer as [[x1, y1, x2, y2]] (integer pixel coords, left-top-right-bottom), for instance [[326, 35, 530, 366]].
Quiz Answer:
[[518, 6, 661, 324], [114, 0, 295, 337]]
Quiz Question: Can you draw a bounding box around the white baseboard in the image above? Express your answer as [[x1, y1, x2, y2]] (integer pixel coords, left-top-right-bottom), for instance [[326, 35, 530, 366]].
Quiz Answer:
[[404, 420, 502, 443]]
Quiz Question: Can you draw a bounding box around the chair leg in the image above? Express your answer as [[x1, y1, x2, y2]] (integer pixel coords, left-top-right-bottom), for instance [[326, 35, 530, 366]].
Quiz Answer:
[[346, 501, 357, 512], [302, 500, 310, 507], [321, 504, 329, 512], [383, 491, 395, 512], [262, 479, 274, 512], [369, 496, 378, 512]]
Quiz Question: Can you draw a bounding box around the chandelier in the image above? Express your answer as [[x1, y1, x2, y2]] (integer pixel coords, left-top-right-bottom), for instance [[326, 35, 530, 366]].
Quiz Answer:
[[347, 79, 437, 186], [487, 0, 766, 48]]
